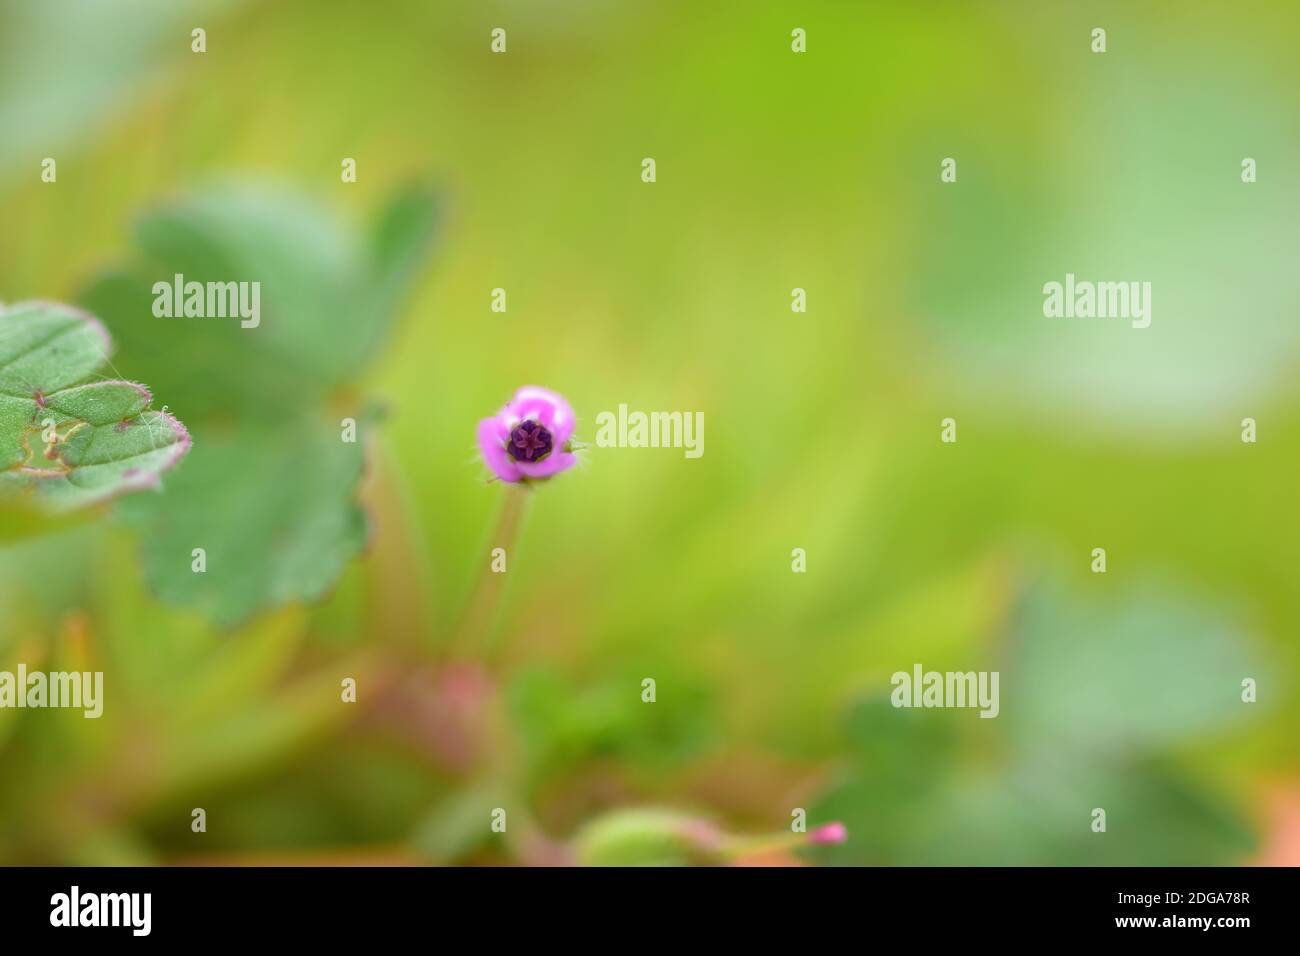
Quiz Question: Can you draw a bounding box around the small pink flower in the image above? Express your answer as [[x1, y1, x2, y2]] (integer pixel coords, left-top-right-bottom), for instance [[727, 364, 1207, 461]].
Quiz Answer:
[[808, 822, 848, 846], [477, 385, 578, 483]]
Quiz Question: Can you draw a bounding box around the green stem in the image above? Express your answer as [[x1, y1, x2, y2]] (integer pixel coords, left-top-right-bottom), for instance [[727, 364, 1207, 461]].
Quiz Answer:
[[723, 830, 808, 859], [445, 485, 532, 659]]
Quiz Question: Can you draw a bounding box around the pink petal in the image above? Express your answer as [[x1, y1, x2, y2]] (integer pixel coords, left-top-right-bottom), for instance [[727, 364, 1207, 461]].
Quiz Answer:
[[477, 417, 522, 483], [513, 450, 577, 480], [508, 385, 575, 445]]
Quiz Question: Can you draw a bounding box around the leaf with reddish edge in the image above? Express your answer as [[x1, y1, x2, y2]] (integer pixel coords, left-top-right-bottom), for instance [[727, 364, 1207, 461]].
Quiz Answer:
[[0, 300, 190, 512]]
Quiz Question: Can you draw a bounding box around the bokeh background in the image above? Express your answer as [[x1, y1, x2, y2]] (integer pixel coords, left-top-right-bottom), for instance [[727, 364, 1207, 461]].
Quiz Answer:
[[1, 0, 1297, 865]]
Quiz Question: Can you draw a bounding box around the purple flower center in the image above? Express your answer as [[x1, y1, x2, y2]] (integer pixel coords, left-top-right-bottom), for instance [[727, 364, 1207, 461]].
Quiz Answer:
[[507, 420, 553, 462]]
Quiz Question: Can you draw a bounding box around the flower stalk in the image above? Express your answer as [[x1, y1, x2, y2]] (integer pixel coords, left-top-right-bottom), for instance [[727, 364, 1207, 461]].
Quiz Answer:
[[445, 484, 532, 658]]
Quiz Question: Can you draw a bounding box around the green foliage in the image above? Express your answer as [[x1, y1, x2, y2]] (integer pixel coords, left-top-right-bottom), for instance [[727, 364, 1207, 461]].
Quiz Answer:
[[573, 808, 717, 867], [811, 582, 1262, 866], [81, 186, 439, 625], [508, 665, 717, 787], [0, 301, 189, 512], [117, 417, 372, 627], [2, 0, 1296, 868]]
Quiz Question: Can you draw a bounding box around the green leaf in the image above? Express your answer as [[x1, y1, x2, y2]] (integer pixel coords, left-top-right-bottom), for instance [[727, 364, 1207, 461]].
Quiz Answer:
[[1003, 582, 1259, 757], [80, 184, 439, 624], [117, 418, 370, 627], [0, 0, 229, 183], [0, 301, 190, 512], [811, 577, 1262, 866]]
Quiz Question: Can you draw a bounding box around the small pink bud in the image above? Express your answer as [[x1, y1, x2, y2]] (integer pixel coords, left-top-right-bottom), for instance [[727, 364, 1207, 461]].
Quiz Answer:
[[808, 821, 848, 845], [477, 385, 578, 483]]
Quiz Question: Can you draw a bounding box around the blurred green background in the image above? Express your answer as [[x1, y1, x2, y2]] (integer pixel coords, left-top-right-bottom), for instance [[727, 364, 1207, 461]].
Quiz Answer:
[[1, 0, 1297, 865]]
